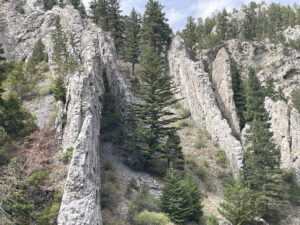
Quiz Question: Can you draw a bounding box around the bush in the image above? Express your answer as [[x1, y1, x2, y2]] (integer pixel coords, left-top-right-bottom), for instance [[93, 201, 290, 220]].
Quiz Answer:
[[37, 192, 62, 225], [100, 182, 120, 211], [28, 170, 47, 191], [215, 148, 227, 166], [292, 89, 300, 113], [0, 126, 12, 165], [134, 210, 170, 225], [283, 169, 300, 206], [207, 213, 219, 225], [52, 76, 66, 103], [178, 119, 192, 128], [196, 166, 206, 181], [195, 136, 205, 149], [62, 147, 73, 165], [181, 108, 191, 118]]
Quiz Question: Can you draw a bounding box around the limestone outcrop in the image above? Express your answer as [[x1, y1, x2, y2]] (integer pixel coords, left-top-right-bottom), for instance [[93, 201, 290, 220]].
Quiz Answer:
[[212, 48, 240, 134], [168, 35, 243, 176], [265, 97, 300, 182]]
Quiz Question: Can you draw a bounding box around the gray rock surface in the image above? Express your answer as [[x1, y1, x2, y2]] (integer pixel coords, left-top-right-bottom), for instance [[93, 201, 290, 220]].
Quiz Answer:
[[212, 48, 240, 134], [0, 1, 105, 224], [265, 97, 300, 183], [168, 35, 243, 176]]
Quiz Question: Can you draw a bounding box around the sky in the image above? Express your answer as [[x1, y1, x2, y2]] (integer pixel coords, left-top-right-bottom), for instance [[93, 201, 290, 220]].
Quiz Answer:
[[82, 0, 298, 31]]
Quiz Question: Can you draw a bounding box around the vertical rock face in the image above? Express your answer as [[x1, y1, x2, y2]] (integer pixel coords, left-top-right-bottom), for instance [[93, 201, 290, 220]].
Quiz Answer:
[[265, 97, 300, 183], [0, 0, 134, 223], [212, 48, 240, 134], [168, 36, 243, 176]]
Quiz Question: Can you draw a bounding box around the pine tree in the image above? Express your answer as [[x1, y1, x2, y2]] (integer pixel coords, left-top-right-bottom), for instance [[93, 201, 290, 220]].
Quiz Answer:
[[124, 46, 181, 172], [90, 0, 110, 30], [52, 15, 68, 76], [230, 57, 246, 129], [43, 0, 57, 10], [244, 67, 266, 123], [125, 8, 141, 76], [216, 9, 229, 41], [161, 167, 190, 224], [164, 130, 184, 170], [242, 2, 258, 41], [141, 0, 172, 53], [243, 68, 285, 223], [184, 174, 203, 223], [219, 173, 258, 225], [107, 0, 124, 54], [181, 16, 197, 60], [53, 76, 66, 103]]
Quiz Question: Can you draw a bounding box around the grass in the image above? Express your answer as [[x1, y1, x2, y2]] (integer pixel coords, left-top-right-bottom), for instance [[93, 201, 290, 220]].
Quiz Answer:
[[215, 148, 227, 167]]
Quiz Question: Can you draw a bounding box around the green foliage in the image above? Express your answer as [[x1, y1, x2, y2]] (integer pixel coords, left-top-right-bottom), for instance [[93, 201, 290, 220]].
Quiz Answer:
[[288, 37, 300, 50], [43, 0, 57, 10], [128, 185, 161, 223], [124, 46, 182, 173], [180, 108, 191, 118], [0, 91, 37, 138], [243, 67, 286, 223], [37, 192, 62, 225], [70, 0, 87, 18], [219, 173, 258, 225], [141, 0, 172, 53], [0, 158, 47, 224], [62, 147, 73, 165], [52, 76, 66, 103], [134, 210, 170, 225], [244, 67, 267, 123], [124, 8, 141, 76], [215, 148, 227, 167], [282, 169, 300, 206], [207, 213, 219, 225], [181, 16, 197, 60], [230, 57, 246, 129], [292, 89, 300, 112], [19, 7, 25, 14], [0, 126, 12, 165], [178, 119, 192, 128], [161, 167, 203, 224], [90, 0, 124, 53]]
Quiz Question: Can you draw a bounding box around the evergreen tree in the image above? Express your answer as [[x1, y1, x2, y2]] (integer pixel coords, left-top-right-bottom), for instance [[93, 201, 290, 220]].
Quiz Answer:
[[161, 167, 190, 224], [125, 8, 141, 76], [107, 0, 124, 54], [219, 173, 258, 225], [141, 0, 172, 53], [0, 44, 5, 104], [53, 76, 66, 103], [184, 174, 203, 223], [243, 68, 285, 223], [216, 9, 229, 41], [43, 0, 57, 10], [124, 46, 181, 172], [161, 168, 203, 224], [90, 0, 110, 30], [244, 68, 266, 123], [242, 2, 258, 41], [164, 130, 184, 170], [181, 16, 197, 60], [230, 57, 246, 129], [52, 15, 68, 75]]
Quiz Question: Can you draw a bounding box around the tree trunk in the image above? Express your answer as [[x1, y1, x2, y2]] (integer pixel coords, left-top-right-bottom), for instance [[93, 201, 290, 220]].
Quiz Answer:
[[132, 62, 135, 77]]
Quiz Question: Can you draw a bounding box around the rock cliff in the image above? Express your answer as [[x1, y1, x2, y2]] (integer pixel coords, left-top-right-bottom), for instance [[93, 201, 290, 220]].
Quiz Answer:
[[168, 36, 243, 176]]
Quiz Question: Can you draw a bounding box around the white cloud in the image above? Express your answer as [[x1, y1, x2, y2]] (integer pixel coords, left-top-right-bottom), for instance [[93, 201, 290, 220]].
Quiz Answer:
[[166, 8, 187, 30]]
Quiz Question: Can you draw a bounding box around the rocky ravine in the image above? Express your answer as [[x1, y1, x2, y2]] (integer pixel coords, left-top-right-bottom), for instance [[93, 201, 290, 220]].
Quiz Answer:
[[168, 36, 243, 177]]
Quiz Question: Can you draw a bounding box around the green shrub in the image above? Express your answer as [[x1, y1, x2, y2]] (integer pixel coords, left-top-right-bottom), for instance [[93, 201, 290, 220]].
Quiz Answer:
[[52, 76, 66, 103], [0, 126, 12, 165], [28, 170, 47, 191], [215, 148, 227, 166], [178, 119, 192, 128], [37, 192, 62, 225], [19, 8, 25, 14], [207, 213, 219, 225], [100, 182, 120, 211], [172, 102, 182, 109], [181, 108, 191, 118], [283, 169, 300, 205], [292, 89, 300, 112], [134, 210, 170, 225], [62, 147, 73, 165], [126, 177, 139, 197], [195, 136, 205, 149], [196, 166, 206, 181]]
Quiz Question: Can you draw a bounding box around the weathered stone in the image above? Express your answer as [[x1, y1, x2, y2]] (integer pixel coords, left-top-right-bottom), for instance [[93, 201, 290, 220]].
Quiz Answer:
[[212, 47, 240, 134], [168, 36, 243, 177]]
